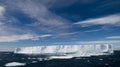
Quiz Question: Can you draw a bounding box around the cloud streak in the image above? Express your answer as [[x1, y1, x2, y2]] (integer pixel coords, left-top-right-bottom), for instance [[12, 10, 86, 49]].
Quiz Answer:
[[0, 34, 52, 42], [76, 40, 120, 44], [84, 29, 102, 32], [0, 6, 5, 17], [106, 36, 120, 39], [74, 14, 120, 27]]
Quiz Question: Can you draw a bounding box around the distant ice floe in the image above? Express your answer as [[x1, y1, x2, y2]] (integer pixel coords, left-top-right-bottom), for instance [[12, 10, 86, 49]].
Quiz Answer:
[[99, 59, 103, 61], [5, 62, 26, 67], [50, 55, 73, 59], [31, 61, 37, 63], [14, 44, 113, 59]]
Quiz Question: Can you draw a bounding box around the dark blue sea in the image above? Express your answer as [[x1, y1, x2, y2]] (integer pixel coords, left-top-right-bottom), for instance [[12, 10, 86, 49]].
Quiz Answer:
[[0, 51, 120, 67]]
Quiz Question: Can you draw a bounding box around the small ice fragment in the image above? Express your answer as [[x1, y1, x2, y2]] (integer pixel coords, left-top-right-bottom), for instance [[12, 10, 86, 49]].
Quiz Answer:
[[5, 62, 26, 67], [31, 61, 37, 63], [99, 59, 103, 61]]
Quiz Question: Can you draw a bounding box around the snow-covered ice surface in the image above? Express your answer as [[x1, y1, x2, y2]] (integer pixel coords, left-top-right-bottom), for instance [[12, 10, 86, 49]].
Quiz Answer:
[[5, 62, 26, 67], [14, 44, 113, 58]]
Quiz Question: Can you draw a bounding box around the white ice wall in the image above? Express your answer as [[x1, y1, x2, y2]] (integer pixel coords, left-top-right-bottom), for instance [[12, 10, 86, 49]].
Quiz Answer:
[[14, 44, 113, 57]]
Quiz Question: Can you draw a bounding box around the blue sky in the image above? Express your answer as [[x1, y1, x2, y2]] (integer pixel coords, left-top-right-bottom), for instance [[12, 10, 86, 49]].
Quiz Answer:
[[0, 0, 120, 47]]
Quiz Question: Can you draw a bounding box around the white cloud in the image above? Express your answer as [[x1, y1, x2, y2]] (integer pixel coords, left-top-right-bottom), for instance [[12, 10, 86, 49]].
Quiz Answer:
[[58, 32, 78, 36], [4, 0, 69, 33], [74, 14, 120, 27], [84, 29, 102, 32], [52, 40, 120, 45], [39, 34, 52, 38], [0, 6, 5, 17], [106, 36, 120, 39], [0, 34, 52, 42], [0, 45, 15, 52], [41, 0, 97, 8], [0, 22, 25, 36], [76, 40, 120, 44], [0, 0, 70, 42]]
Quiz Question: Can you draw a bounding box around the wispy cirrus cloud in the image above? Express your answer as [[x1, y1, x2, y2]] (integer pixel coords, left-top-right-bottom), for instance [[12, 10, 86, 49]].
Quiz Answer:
[[76, 40, 120, 44], [0, 6, 5, 17], [0, 5, 53, 42], [3, 0, 69, 33], [53, 40, 120, 46], [106, 36, 120, 39], [74, 14, 120, 27], [39, 0, 97, 8], [0, 0, 120, 44], [0, 0, 71, 42], [84, 29, 102, 32], [0, 34, 52, 42], [58, 32, 78, 36]]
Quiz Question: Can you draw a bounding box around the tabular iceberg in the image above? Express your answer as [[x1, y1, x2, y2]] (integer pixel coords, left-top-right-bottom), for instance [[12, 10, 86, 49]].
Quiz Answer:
[[14, 44, 113, 57]]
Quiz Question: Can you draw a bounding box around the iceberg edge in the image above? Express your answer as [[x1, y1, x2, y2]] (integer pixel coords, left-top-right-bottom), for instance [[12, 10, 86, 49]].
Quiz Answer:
[[14, 44, 113, 57]]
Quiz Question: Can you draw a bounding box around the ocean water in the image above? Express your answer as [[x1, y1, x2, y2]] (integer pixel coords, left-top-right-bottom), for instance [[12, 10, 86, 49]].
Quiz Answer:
[[0, 51, 120, 67]]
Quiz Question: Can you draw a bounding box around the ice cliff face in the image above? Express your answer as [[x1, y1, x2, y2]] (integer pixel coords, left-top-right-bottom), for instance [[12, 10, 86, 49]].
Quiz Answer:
[[14, 44, 113, 57]]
